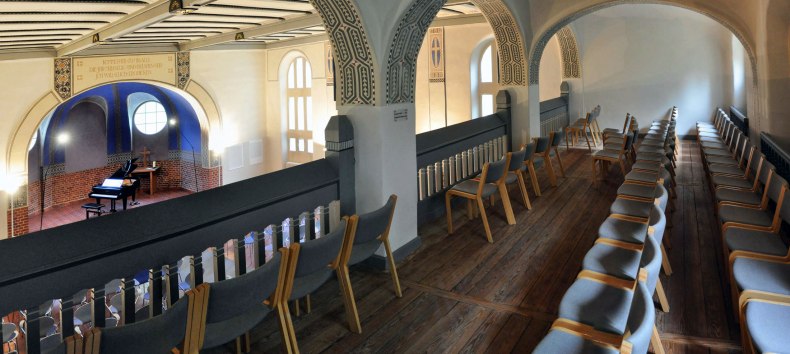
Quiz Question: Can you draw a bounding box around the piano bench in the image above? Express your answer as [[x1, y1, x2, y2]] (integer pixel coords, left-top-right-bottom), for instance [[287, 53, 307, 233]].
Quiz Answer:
[[82, 203, 105, 219]]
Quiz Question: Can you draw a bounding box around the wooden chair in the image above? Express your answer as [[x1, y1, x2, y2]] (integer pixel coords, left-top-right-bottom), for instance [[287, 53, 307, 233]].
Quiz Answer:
[[200, 247, 294, 354], [602, 113, 631, 139], [504, 148, 532, 210], [522, 142, 542, 196], [592, 133, 633, 181], [740, 295, 790, 354], [533, 132, 565, 187], [566, 111, 597, 151], [284, 217, 361, 340], [445, 155, 515, 243], [83, 283, 209, 354], [332, 196, 401, 336]]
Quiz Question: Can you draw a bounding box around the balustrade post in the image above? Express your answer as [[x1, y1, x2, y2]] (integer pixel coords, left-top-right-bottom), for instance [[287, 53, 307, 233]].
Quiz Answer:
[[325, 115, 356, 216], [121, 277, 136, 324], [25, 308, 41, 353]]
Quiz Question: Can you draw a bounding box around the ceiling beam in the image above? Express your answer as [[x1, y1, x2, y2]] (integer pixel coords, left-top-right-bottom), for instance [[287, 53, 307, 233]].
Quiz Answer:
[[56, 0, 217, 57], [430, 13, 485, 27], [179, 12, 322, 51]]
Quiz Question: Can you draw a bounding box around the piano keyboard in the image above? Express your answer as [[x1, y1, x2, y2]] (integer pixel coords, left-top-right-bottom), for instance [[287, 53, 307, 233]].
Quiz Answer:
[[90, 193, 120, 199]]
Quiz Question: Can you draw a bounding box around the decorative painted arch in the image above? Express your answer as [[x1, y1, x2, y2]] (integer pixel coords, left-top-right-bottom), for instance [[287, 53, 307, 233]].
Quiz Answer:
[[527, 0, 758, 86], [309, 0, 377, 106], [6, 79, 222, 176], [385, 0, 446, 104], [471, 0, 528, 87], [555, 27, 581, 79]]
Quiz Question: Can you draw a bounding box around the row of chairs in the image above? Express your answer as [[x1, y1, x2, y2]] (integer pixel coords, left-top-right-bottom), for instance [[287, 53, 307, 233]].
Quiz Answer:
[[44, 196, 403, 354], [696, 108, 790, 353], [534, 107, 680, 353], [445, 130, 568, 243], [566, 105, 603, 152]]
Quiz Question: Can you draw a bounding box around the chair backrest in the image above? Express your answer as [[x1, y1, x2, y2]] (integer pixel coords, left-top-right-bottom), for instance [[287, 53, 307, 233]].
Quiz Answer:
[[640, 230, 663, 295], [758, 160, 775, 186], [621, 113, 631, 133], [205, 249, 283, 325], [767, 173, 788, 206], [550, 131, 564, 147], [288, 219, 348, 301], [89, 285, 201, 354], [649, 205, 667, 245], [508, 148, 527, 172], [522, 143, 536, 163], [534, 137, 550, 154], [484, 155, 509, 184], [353, 195, 396, 246], [780, 180, 790, 224], [625, 281, 656, 354], [748, 152, 764, 179], [623, 133, 635, 152]]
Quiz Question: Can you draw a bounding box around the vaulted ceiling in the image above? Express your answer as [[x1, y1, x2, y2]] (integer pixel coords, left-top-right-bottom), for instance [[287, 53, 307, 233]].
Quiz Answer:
[[0, 0, 482, 58]]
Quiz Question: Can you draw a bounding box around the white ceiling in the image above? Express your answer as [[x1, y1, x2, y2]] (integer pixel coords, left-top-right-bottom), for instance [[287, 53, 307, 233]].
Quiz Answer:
[[0, 0, 482, 58]]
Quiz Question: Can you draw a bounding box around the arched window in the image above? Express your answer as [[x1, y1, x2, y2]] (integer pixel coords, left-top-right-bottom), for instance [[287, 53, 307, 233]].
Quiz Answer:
[[133, 101, 167, 135], [472, 40, 499, 118], [284, 56, 313, 165]]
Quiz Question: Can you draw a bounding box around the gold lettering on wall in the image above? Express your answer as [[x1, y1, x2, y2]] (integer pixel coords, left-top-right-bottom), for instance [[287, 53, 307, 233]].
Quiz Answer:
[[71, 53, 176, 94]]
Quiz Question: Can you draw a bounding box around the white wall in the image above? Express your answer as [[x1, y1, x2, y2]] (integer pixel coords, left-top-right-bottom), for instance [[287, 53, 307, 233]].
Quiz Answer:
[[571, 4, 742, 136], [263, 41, 337, 173], [731, 34, 748, 113], [190, 49, 268, 184], [414, 23, 565, 134]]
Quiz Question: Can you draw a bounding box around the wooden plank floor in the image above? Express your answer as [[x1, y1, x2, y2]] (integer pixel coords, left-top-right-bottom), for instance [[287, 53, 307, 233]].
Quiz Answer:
[[207, 141, 742, 354]]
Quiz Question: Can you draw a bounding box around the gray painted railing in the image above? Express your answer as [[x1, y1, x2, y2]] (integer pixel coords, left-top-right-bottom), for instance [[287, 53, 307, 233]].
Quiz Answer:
[[761, 132, 790, 182], [0, 116, 355, 352], [730, 106, 749, 136], [415, 90, 512, 225], [539, 96, 570, 137]]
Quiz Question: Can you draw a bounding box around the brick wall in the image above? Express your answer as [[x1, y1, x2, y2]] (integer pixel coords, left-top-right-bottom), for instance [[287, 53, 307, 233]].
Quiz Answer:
[[25, 150, 221, 212], [6, 206, 29, 237]]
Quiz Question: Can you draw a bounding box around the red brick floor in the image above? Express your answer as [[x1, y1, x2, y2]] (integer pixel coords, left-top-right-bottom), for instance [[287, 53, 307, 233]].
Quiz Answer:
[[27, 189, 192, 232]]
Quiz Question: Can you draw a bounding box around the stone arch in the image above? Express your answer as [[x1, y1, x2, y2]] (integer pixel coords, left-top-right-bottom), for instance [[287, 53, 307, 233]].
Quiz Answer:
[[6, 79, 222, 177], [527, 1, 758, 86], [555, 27, 581, 79], [309, 0, 377, 106]]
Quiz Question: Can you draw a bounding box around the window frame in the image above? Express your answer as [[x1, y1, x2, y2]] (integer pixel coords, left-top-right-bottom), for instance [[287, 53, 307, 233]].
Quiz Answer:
[[283, 55, 314, 165], [132, 100, 168, 135], [472, 40, 500, 118]]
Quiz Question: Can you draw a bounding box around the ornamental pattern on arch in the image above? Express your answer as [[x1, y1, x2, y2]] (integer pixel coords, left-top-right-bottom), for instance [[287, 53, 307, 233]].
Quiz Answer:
[[385, 0, 445, 104], [556, 27, 581, 79], [309, 0, 376, 106], [472, 0, 527, 86], [54, 57, 72, 100]]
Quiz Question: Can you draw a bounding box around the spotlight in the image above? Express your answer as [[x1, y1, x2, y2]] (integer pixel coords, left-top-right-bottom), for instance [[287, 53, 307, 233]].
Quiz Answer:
[[169, 118, 178, 127], [56, 132, 70, 145]]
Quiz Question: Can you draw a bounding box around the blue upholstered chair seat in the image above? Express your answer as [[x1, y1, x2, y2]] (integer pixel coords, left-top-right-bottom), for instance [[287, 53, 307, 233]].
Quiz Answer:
[[617, 184, 657, 200], [636, 146, 665, 155], [532, 329, 620, 354], [602, 128, 622, 134], [559, 278, 634, 335], [290, 268, 334, 300], [700, 142, 729, 151], [745, 301, 790, 353], [602, 143, 624, 151], [725, 228, 787, 256], [582, 243, 642, 281], [598, 218, 649, 245], [349, 240, 381, 266], [733, 258, 790, 295], [705, 149, 734, 158], [505, 171, 519, 184], [715, 188, 761, 206], [708, 164, 744, 176], [718, 206, 773, 228], [593, 150, 622, 159], [625, 171, 660, 184], [610, 199, 653, 219], [712, 175, 752, 189], [631, 161, 662, 173], [203, 305, 271, 349], [450, 180, 497, 198], [698, 132, 720, 138], [706, 155, 738, 166], [636, 154, 670, 166]]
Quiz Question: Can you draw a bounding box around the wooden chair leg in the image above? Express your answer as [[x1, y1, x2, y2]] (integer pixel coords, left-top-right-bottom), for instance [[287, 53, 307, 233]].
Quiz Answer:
[[476, 197, 494, 243], [336, 267, 362, 333], [498, 184, 516, 225], [565, 129, 571, 150], [655, 278, 670, 312], [516, 171, 532, 210], [584, 127, 593, 151], [277, 302, 298, 354], [660, 243, 673, 276], [293, 299, 300, 317], [305, 295, 311, 314], [528, 163, 541, 196], [544, 153, 558, 187], [651, 325, 666, 354], [554, 148, 566, 177], [619, 159, 626, 176], [446, 193, 454, 234], [383, 239, 403, 297], [466, 199, 474, 220]]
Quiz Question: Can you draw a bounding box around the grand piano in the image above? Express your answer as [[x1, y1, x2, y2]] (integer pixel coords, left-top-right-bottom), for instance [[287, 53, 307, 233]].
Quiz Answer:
[[89, 158, 141, 212]]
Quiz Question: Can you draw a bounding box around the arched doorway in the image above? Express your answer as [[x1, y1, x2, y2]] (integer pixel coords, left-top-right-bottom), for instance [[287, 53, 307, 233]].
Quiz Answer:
[[7, 80, 223, 235]]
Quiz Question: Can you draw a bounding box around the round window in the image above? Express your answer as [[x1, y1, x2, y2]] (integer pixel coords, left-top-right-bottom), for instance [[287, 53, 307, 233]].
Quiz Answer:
[[133, 101, 167, 135]]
